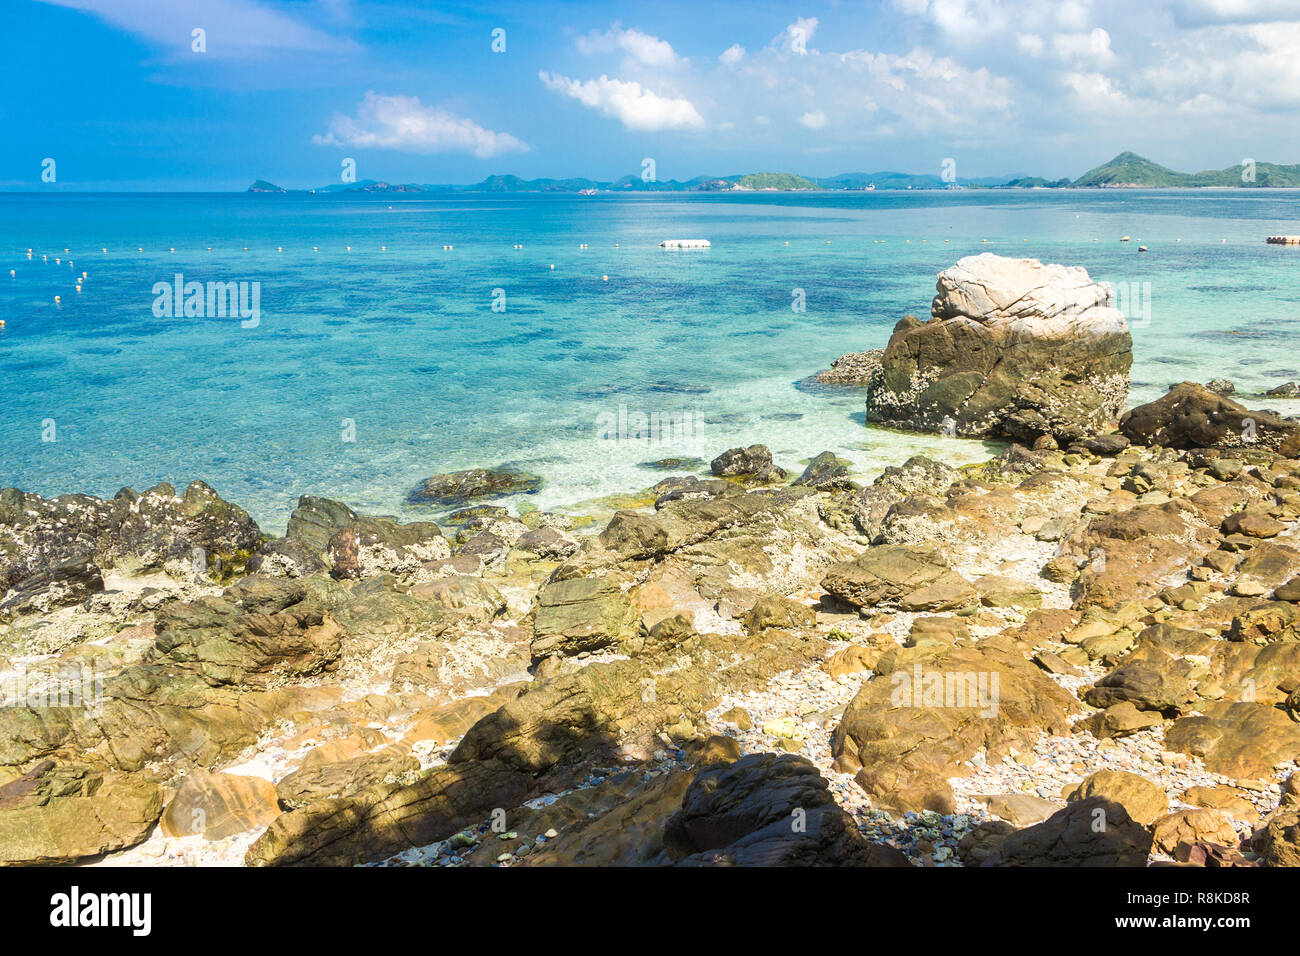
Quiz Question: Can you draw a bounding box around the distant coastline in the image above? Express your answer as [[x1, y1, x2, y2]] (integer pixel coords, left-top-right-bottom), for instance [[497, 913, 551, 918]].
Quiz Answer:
[[246, 151, 1300, 195]]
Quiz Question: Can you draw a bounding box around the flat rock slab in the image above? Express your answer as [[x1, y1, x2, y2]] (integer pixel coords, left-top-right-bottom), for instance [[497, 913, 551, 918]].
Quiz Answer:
[[1164, 701, 1300, 778]]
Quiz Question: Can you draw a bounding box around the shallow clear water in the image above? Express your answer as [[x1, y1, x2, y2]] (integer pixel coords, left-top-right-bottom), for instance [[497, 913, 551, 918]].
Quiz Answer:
[[3, 189, 1299, 531]]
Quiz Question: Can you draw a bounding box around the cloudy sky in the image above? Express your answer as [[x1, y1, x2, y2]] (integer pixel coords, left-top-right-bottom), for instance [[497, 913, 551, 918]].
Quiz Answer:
[[3, 0, 1299, 189]]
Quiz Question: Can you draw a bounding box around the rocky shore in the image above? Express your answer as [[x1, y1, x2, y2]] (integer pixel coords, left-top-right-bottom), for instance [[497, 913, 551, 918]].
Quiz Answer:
[[4, 254, 1300, 868]]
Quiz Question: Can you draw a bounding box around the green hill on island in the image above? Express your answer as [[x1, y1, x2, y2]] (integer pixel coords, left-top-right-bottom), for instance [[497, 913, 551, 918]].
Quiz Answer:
[[1072, 151, 1300, 187], [733, 172, 819, 190], [245, 152, 1300, 195]]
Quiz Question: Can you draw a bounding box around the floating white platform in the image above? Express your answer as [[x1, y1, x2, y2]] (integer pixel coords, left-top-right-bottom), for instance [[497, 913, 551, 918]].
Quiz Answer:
[[659, 239, 711, 248]]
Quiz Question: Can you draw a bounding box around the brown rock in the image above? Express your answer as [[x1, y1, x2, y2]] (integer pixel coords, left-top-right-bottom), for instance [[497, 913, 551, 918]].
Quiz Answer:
[[1065, 770, 1168, 825], [161, 769, 281, 840], [983, 797, 1152, 866], [1164, 701, 1300, 778], [1151, 808, 1237, 855]]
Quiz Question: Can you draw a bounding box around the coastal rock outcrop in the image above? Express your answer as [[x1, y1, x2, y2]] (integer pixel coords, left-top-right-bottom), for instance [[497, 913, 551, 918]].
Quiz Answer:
[[983, 797, 1152, 866], [865, 254, 1132, 443], [664, 753, 910, 866], [812, 349, 883, 386], [0, 481, 260, 618], [710, 445, 788, 485], [0, 760, 163, 864], [1119, 381, 1299, 451]]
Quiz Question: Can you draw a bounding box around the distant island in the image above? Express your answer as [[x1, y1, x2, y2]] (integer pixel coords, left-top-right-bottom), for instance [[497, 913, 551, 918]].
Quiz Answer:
[[248, 151, 1300, 194]]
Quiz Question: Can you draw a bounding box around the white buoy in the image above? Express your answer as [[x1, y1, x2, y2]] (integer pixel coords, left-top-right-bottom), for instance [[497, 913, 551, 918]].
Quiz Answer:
[[549, 264, 554, 270], [102, 247, 107, 253], [54, 295, 60, 303], [8, 270, 13, 277], [602, 275, 608, 281]]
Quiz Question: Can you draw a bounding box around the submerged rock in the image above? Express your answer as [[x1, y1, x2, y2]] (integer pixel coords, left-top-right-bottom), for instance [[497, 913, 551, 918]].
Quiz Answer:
[[410, 467, 542, 506], [866, 254, 1132, 443]]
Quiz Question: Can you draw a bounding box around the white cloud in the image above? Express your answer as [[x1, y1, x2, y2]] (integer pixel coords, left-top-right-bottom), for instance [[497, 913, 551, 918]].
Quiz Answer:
[[799, 109, 828, 128], [1017, 33, 1045, 55], [538, 71, 705, 131], [1062, 71, 1132, 111], [1052, 28, 1115, 65], [785, 17, 819, 52], [889, 0, 1095, 39], [1170, 0, 1300, 26], [720, 43, 746, 66], [37, 0, 352, 55], [313, 92, 528, 158], [576, 25, 683, 67], [1138, 20, 1300, 108]]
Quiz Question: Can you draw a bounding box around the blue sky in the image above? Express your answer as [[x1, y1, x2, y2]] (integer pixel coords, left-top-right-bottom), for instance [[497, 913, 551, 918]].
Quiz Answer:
[[3, 0, 1300, 189]]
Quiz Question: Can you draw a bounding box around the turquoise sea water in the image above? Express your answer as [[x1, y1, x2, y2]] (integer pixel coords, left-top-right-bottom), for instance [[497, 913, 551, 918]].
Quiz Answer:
[[3, 189, 1299, 530]]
